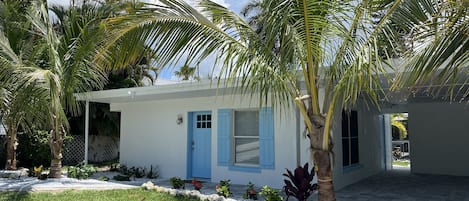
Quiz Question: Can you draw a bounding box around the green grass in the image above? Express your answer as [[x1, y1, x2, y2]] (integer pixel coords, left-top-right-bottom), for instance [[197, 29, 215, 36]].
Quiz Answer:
[[393, 160, 410, 166], [0, 188, 200, 201]]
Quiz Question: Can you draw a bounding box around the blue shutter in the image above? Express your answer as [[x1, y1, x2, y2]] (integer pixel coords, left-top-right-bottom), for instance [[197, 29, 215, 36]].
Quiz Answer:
[[259, 107, 275, 169], [217, 109, 231, 166]]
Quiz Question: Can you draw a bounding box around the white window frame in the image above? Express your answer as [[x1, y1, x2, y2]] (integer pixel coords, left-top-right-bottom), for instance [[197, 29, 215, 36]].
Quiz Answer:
[[231, 109, 260, 167]]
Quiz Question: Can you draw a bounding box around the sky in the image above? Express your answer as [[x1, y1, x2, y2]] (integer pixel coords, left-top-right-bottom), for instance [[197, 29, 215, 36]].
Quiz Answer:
[[47, 0, 251, 81]]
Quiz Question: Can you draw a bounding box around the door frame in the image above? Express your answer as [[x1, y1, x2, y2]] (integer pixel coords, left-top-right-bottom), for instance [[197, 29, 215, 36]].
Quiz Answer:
[[186, 111, 212, 179]]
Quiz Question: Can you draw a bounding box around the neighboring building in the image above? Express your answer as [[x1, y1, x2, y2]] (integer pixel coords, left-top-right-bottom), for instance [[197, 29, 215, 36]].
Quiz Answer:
[[78, 80, 469, 189]]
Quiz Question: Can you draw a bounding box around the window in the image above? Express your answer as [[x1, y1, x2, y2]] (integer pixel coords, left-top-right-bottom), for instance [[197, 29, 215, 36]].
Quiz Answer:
[[233, 110, 259, 165], [342, 110, 359, 167], [217, 108, 275, 171], [196, 114, 211, 128]]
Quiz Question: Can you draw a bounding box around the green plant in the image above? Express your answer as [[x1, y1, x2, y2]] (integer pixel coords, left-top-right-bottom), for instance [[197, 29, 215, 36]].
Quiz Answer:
[[33, 165, 43, 177], [216, 179, 231, 198], [243, 182, 258, 200], [146, 165, 159, 179], [133, 167, 145, 178], [97, 176, 110, 181], [169, 177, 185, 189], [283, 163, 317, 201], [109, 163, 120, 172], [118, 165, 132, 176], [191, 179, 203, 191], [67, 164, 96, 180], [17, 130, 51, 168], [113, 174, 131, 181], [259, 186, 282, 201]]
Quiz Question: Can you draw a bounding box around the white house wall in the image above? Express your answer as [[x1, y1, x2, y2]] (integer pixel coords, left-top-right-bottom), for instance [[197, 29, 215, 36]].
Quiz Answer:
[[331, 102, 384, 190], [111, 94, 298, 188], [408, 102, 469, 176], [296, 100, 384, 190]]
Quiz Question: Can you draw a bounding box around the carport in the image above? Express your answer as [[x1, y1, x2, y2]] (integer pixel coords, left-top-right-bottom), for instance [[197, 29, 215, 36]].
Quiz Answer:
[[333, 168, 469, 201]]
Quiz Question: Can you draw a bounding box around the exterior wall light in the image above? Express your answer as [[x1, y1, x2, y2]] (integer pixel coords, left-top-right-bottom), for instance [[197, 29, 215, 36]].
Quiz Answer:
[[177, 114, 183, 125]]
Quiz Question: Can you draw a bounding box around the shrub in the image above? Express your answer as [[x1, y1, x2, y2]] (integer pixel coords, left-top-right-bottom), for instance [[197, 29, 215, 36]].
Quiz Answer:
[[216, 179, 231, 198], [146, 165, 159, 179], [259, 186, 282, 201], [243, 182, 258, 200], [17, 130, 50, 168], [283, 163, 317, 201], [169, 177, 185, 189], [67, 164, 96, 179], [191, 179, 203, 191], [131, 167, 145, 178], [113, 174, 131, 181], [97, 176, 110, 181]]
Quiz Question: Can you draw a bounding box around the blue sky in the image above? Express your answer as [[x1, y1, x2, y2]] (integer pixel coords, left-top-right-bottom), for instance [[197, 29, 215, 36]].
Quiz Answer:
[[47, 0, 251, 81]]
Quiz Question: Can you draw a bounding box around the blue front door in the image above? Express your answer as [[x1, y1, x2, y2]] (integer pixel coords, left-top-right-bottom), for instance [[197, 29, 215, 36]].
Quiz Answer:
[[191, 112, 212, 179]]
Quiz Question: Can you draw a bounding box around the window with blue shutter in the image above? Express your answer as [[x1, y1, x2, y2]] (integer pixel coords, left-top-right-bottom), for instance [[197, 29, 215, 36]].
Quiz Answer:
[[217, 107, 275, 171]]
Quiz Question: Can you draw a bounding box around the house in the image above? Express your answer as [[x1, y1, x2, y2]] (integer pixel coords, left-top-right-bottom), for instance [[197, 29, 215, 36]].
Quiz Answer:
[[77, 79, 469, 189]]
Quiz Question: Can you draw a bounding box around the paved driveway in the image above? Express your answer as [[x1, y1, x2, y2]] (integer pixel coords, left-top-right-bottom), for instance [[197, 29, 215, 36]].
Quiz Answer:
[[331, 170, 469, 201]]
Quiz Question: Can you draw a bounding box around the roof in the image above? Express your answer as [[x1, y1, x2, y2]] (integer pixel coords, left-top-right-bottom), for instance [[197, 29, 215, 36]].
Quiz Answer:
[[75, 79, 237, 103]]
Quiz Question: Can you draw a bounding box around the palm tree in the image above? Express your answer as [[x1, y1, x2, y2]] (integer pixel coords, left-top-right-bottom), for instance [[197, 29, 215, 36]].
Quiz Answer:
[[100, 0, 467, 200], [174, 64, 197, 81], [391, 113, 407, 140], [0, 0, 49, 170], [391, 1, 468, 99], [32, 0, 150, 177]]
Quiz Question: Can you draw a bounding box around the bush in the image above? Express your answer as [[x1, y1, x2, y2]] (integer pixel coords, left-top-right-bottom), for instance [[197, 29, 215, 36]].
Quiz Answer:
[[67, 164, 96, 179], [17, 130, 51, 168], [243, 182, 258, 200], [283, 163, 317, 201], [97, 176, 110, 181], [113, 174, 130, 181], [147, 165, 159, 179], [170, 177, 185, 189], [16, 130, 72, 168], [259, 186, 282, 201], [216, 180, 231, 198]]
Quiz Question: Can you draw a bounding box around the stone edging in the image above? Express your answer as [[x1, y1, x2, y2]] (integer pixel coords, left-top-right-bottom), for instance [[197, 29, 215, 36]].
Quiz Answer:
[[142, 181, 237, 201]]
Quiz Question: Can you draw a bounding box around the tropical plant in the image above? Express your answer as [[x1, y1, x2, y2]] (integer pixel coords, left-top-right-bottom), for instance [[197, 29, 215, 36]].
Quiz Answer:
[[146, 165, 159, 179], [67, 164, 96, 179], [113, 174, 130, 181], [97, 0, 468, 200], [259, 186, 283, 201], [391, 113, 407, 140], [2, 0, 147, 177], [243, 182, 258, 200], [17, 130, 52, 168], [174, 64, 198, 81], [283, 163, 318, 201], [391, 0, 468, 99], [0, 0, 50, 170], [191, 179, 203, 191], [169, 176, 185, 189], [216, 179, 231, 198]]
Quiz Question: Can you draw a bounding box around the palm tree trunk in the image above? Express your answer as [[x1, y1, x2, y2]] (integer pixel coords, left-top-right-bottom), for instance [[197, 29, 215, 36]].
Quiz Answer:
[[5, 128, 18, 170], [313, 150, 336, 201], [309, 113, 336, 201], [48, 127, 64, 178]]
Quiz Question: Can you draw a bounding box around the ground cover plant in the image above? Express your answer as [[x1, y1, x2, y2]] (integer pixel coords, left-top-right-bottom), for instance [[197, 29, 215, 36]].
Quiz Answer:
[[0, 189, 200, 201]]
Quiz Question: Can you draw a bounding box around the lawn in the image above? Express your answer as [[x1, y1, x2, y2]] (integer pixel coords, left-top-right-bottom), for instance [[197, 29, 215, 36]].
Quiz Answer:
[[393, 160, 410, 167], [0, 188, 200, 201]]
